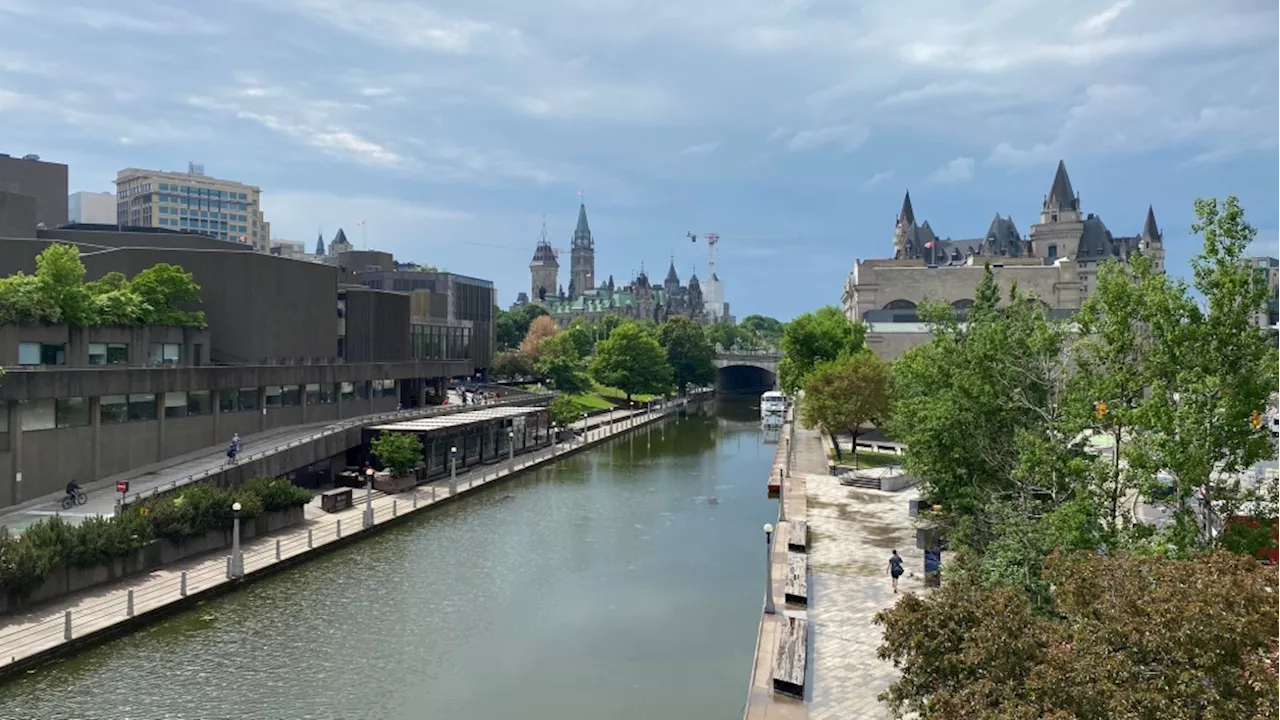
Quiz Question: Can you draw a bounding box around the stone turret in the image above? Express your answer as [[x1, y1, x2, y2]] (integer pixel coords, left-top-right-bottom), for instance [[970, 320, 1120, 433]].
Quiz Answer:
[[529, 221, 559, 302]]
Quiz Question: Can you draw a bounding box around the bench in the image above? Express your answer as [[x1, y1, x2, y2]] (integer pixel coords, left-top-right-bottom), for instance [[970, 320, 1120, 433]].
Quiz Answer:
[[772, 615, 808, 698], [784, 553, 808, 607], [787, 519, 807, 553]]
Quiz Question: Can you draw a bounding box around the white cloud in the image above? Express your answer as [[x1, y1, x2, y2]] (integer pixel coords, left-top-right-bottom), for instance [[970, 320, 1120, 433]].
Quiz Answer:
[[864, 170, 894, 189], [929, 157, 975, 184], [679, 142, 720, 156], [1076, 0, 1134, 37], [786, 123, 870, 153]]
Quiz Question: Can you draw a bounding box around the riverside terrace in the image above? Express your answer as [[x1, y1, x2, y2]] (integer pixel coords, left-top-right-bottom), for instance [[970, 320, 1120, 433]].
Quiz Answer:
[[0, 217, 500, 509]]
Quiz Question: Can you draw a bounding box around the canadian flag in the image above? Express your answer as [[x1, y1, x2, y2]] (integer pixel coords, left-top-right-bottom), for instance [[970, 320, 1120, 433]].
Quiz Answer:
[[924, 241, 934, 249], [238, 235, 247, 243]]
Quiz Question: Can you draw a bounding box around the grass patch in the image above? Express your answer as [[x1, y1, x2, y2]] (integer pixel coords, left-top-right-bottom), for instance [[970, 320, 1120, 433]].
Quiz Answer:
[[593, 382, 660, 403], [829, 449, 901, 469]]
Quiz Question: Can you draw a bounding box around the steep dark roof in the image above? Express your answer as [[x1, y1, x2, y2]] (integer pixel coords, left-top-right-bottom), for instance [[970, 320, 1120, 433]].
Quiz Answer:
[[573, 203, 592, 248], [332, 228, 350, 247], [1141, 205, 1160, 241], [1046, 160, 1079, 212], [530, 240, 558, 266], [899, 191, 916, 226], [665, 260, 680, 285], [984, 214, 1022, 256], [1075, 214, 1137, 259], [315, 233, 324, 256]]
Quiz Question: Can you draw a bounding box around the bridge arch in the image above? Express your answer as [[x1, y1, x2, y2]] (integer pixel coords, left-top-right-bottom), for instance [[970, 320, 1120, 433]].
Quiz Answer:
[[712, 351, 781, 394]]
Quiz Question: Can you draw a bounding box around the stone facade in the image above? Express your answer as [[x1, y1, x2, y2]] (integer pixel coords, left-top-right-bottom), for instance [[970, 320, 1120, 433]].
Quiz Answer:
[[519, 202, 712, 325], [844, 160, 1165, 358]]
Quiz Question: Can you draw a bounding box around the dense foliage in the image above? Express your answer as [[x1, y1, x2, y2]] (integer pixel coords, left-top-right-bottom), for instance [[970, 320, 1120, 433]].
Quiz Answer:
[[0, 244, 205, 328], [877, 197, 1279, 715], [0, 478, 311, 596], [534, 332, 591, 394], [799, 351, 891, 462], [495, 304, 549, 350], [370, 430, 425, 477], [590, 322, 673, 400], [658, 315, 716, 391], [777, 305, 867, 393]]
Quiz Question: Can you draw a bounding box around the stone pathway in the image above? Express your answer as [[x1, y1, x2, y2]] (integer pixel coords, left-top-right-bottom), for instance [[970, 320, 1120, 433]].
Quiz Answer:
[[799, 430, 922, 720]]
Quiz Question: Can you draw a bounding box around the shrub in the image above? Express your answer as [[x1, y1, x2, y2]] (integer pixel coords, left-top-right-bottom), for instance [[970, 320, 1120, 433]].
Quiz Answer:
[[240, 477, 313, 512], [66, 514, 152, 568], [370, 430, 423, 477]]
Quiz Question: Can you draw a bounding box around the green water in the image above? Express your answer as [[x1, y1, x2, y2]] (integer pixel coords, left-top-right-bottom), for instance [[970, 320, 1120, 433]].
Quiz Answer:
[[0, 400, 777, 720]]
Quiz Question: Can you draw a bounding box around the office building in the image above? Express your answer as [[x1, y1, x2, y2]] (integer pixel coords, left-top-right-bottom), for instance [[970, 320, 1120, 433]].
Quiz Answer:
[[68, 191, 116, 224], [1250, 256, 1279, 331], [0, 192, 491, 509], [115, 163, 272, 252], [0, 153, 68, 229]]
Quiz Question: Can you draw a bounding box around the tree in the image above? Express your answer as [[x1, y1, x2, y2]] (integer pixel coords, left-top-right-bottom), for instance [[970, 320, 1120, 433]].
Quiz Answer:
[[496, 304, 548, 350], [490, 349, 533, 380], [370, 430, 423, 477], [658, 315, 715, 391], [599, 313, 624, 339], [777, 306, 866, 394], [800, 352, 890, 464], [35, 244, 94, 326], [0, 273, 60, 325], [739, 314, 784, 348], [705, 322, 743, 352], [519, 315, 559, 358], [534, 332, 590, 394], [547, 395, 580, 429], [129, 263, 205, 327], [563, 317, 595, 359], [590, 322, 672, 400], [875, 550, 1278, 720]]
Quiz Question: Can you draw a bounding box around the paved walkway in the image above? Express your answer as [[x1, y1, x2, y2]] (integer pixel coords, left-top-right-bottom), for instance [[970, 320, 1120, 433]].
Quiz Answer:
[[803, 429, 920, 720], [0, 392, 547, 532], [0, 403, 668, 674]]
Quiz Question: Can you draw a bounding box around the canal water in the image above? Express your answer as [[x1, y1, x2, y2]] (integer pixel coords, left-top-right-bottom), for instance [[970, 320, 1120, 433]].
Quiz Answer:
[[0, 399, 777, 720]]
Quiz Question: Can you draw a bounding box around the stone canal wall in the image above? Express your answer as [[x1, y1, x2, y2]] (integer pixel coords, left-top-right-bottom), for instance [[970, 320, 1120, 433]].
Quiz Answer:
[[0, 396, 706, 680]]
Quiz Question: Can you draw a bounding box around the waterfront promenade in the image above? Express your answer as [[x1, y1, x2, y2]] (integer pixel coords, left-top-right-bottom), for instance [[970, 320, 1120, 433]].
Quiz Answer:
[[745, 419, 921, 720], [0, 401, 680, 677]]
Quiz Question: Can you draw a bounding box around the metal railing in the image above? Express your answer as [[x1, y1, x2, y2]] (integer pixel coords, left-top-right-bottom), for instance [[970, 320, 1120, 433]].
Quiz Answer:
[[121, 392, 555, 504], [0, 401, 677, 672]]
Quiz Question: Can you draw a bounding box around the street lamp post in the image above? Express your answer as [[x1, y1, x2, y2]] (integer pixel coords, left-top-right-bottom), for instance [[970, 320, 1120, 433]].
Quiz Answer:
[[551, 423, 558, 455], [582, 412, 589, 441], [229, 501, 245, 579], [508, 430, 515, 464], [363, 466, 375, 529], [449, 446, 458, 495], [763, 523, 775, 614]]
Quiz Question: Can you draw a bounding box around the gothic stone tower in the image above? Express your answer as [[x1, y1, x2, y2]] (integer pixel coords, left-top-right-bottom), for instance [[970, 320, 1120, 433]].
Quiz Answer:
[[1028, 160, 1084, 262], [569, 202, 595, 297], [529, 221, 559, 302]]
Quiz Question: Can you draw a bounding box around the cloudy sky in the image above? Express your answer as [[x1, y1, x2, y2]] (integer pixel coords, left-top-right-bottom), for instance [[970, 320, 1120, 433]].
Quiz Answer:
[[1, 0, 1276, 319]]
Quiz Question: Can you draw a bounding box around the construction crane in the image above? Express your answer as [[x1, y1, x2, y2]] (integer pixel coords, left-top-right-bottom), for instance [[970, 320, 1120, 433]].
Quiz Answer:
[[687, 232, 721, 283]]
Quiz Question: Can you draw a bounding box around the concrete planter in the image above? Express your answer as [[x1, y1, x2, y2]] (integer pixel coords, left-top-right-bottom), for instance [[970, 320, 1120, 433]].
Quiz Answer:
[[1, 506, 305, 615], [372, 474, 416, 494]]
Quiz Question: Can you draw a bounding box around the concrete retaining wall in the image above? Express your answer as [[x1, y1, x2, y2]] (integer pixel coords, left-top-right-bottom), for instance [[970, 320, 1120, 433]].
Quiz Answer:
[[1, 506, 304, 615]]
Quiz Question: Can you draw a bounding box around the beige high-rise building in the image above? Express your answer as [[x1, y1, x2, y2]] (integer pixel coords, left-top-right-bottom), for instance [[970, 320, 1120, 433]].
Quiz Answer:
[[114, 163, 271, 252]]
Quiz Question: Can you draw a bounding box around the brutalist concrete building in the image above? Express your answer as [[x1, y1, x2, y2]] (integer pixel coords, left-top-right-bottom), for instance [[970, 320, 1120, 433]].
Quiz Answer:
[[0, 191, 488, 509]]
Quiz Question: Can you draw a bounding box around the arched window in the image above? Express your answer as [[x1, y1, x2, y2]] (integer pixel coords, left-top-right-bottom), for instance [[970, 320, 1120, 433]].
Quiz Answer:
[[882, 299, 917, 310]]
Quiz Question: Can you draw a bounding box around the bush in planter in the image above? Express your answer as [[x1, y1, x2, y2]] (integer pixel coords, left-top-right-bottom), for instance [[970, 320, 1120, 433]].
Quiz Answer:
[[239, 477, 313, 512], [142, 483, 263, 541], [66, 513, 152, 568], [0, 526, 61, 596], [370, 430, 423, 477]]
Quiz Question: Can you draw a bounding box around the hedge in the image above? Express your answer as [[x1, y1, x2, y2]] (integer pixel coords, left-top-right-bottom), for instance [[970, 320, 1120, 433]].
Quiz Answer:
[[0, 478, 312, 596]]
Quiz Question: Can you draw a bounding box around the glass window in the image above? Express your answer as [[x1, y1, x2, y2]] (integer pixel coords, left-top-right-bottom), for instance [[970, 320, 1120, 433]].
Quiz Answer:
[[56, 397, 90, 427], [341, 381, 356, 402], [17, 342, 39, 365], [188, 390, 212, 416], [218, 388, 238, 413], [20, 399, 56, 431], [355, 381, 370, 400], [101, 395, 128, 424], [265, 385, 283, 407], [237, 387, 258, 411], [281, 385, 301, 406], [164, 391, 188, 419], [148, 343, 180, 366], [89, 342, 128, 365], [128, 393, 156, 421], [305, 383, 320, 405]]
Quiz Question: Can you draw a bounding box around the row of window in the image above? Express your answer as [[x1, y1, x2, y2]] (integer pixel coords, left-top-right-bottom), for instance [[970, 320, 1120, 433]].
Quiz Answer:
[[157, 216, 250, 235], [156, 183, 250, 201], [158, 206, 251, 223], [410, 325, 471, 360], [18, 342, 181, 367], [8, 381, 398, 432]]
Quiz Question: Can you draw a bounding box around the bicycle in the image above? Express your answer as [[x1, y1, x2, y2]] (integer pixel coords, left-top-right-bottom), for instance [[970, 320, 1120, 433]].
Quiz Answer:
[[60, 489, 88, 510]]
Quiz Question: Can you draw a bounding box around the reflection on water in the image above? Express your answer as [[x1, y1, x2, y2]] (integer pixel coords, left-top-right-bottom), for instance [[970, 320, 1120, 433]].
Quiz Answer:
[[0, 398, 775, 720]]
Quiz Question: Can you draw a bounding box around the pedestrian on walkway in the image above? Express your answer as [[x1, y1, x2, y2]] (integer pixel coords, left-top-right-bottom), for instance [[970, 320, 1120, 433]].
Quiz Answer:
[[888, 550, 904, 593]]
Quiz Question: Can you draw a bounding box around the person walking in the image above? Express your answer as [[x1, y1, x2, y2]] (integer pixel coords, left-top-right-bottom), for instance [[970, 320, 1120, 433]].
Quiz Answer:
[[888, 549, 904, 593]]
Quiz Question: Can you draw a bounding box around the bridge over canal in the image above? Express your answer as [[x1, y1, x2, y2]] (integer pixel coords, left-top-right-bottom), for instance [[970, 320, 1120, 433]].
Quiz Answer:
[[713, 350, 781, 394]]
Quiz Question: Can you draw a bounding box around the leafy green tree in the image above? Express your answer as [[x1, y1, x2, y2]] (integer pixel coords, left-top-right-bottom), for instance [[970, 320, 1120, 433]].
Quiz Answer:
[[658, 315, 715, 391], [490, 349, 533, 380], [547, 395, 580, 429], [370, 430, 423, 477], [739, 314, 784, 348], [0, 273, 60, 325], [1133, 196, 1280, 550], [590, 322, 673, 400], [84, 271, 129, 295], [563, 317, 596, 358], [704, 322, 743, 351], [800, 352, 891, 464], [534, 332, 591, 394], [130, 263, 205, 327], [35, 244, 95, 326], [599, 313, 624, 339], [496, 304, 548, 350], [92, 289, 149, 326], [777, 305, 866, 394], [875, 550, 1278, 720]]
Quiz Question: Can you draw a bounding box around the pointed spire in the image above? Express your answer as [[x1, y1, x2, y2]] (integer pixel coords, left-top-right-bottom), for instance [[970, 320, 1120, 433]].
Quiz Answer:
[[665, 256, 680, 285], [572, 201, 592, 249], [531, 217, 559, 266], [315, 232, 325, 256], [1046, 160, 1079, 211], [899, 191, 916, 226], [1141, 205, 1160, 241]]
